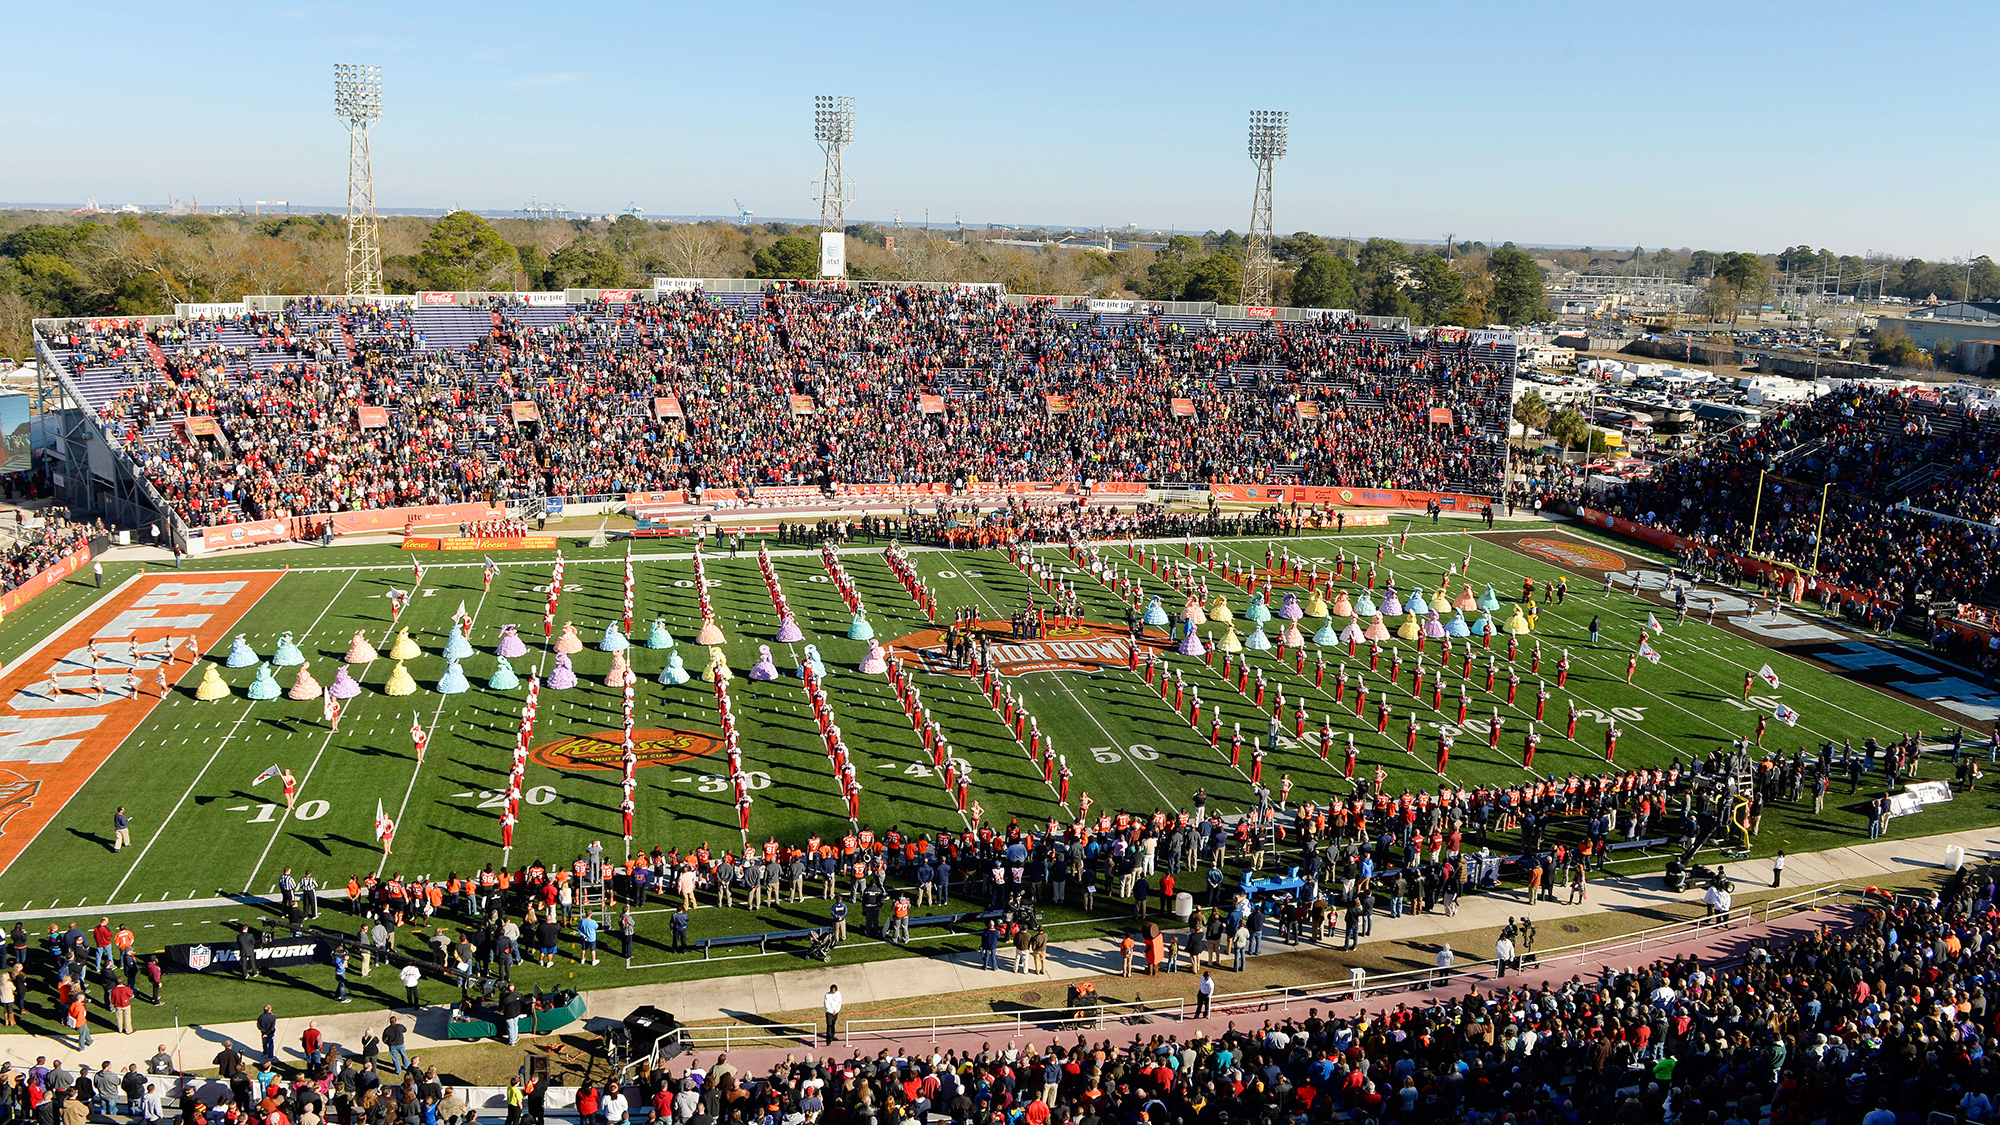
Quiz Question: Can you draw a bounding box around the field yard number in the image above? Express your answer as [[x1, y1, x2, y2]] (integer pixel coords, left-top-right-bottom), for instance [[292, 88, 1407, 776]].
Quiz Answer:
[[1089, 743, 1161, 764], [246, 799, 329, 823], [1572, 707, 1646, 726], [245, 800, 328, 822], [477, 786, 557, 807], [904, 763, 933, 777], [936, 570, 958, 579], [697, 772, 771, 793], [1720, 694, 1785, 714], [672, 578, 722, 588]]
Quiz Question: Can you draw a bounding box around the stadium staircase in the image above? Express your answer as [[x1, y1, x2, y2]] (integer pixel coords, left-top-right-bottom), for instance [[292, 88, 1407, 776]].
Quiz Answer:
[[336, 313, 360, 367]]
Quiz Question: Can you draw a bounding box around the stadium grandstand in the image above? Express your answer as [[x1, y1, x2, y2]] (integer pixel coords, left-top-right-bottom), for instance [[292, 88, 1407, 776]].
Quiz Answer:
[[1556, 384, 2000, 630], [30, 282, 1518, 547]]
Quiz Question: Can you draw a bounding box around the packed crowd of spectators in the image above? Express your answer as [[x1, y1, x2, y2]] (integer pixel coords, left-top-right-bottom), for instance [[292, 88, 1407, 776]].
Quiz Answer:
[[180, 859, 1994, 1125], [51, 287, 1513, 530], [0, 508, 96, 594], [679, 860, 1995, 1125], [1588, 385, 2000, 613]]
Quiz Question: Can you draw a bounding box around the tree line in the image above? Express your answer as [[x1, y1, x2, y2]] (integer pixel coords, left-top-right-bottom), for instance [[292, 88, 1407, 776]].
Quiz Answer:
[[3, 208, 1990, 363]]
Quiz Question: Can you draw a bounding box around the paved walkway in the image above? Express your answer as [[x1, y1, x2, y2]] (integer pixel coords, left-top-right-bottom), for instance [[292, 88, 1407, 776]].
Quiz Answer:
[[2, 821, 1988, 1076]]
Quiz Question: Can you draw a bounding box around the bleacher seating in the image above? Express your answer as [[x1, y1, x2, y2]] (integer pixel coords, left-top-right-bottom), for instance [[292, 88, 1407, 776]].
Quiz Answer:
[[40, 286, 1518, 529]]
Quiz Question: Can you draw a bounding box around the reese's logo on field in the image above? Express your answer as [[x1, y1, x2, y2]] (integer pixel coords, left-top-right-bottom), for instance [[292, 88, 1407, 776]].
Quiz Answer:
[[529, 728, 724, 772], [1515, 537, 1627, 572], [889, 620, 1157, 677]]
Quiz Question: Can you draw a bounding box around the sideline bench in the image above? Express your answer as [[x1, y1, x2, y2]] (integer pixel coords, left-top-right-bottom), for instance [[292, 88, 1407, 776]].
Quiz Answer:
[[694, 927, 819, 958], [693, 909, 1004, 958]]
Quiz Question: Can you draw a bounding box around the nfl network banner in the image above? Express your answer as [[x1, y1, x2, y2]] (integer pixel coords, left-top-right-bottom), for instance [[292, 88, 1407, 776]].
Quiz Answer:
[[653, 278, 704, 292], [166, 935, 334, 975], [818, 232, 846, 278]]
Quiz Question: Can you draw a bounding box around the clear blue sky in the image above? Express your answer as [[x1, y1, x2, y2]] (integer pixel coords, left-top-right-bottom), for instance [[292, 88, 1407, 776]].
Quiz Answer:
[[5, 0, 1990, 259]]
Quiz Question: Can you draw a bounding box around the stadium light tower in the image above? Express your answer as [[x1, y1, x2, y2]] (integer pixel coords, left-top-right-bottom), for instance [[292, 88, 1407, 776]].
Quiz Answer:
[[813, 95, 855, 275], [1244, 109, 1288, 308], [334, 64, 384, 296]]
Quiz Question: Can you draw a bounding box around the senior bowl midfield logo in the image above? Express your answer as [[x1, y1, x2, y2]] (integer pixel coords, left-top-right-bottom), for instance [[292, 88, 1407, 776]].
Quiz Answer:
[[1515, 537, 1627, 572], [529, 728, 725, 772], [889, 620, 1158, 677]]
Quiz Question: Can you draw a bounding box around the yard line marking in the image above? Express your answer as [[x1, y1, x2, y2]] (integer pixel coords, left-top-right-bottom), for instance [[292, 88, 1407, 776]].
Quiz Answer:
[[1204, 534, 1796, 769], [1523, 526, 1906, 735], [241, 568, 417, 893], [1065, 539, 1530, 784], [109, 699, 261, 902], [377, 577, 493, 877], [947, 558, 1180, 812], [1436, 531, 1886, 743]]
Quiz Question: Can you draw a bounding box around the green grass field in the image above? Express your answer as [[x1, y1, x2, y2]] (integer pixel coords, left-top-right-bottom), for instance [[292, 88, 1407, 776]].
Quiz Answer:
[[0, 518, 1986, 1031], [0, 521, 1981, 912]]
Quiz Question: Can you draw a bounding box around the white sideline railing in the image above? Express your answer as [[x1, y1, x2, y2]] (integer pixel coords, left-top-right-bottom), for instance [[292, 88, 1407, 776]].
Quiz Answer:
[[673, 883, 1869, 1051]]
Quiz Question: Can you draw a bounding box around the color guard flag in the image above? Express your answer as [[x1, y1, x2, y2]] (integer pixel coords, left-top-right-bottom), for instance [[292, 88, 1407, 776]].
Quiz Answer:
[[374, 799, 395, 842], [411, 716, 429, 758], [1757, 663, 1781, 689], [322, 695, 340, 726], [1638, 639, 1662, 664], [1646, 612, 1663, 635], [250, 764, 283, 785], [483, 557, 498, 589], [1774, 703, 1800, 727], [412, 558, 424, 585]]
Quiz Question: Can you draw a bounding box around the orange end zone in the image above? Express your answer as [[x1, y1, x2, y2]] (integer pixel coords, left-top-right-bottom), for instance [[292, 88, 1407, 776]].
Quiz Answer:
[[0, 571, 282, 877]]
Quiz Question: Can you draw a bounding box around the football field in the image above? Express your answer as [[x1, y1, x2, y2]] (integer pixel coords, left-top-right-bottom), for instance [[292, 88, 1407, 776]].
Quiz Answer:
[[0, 521, 1983, 914]]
